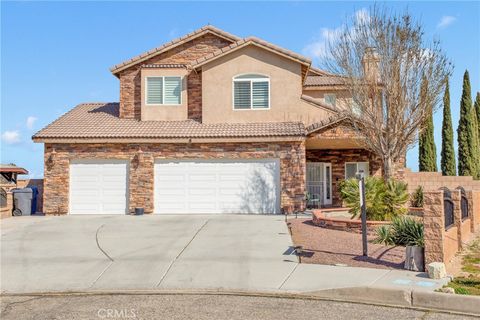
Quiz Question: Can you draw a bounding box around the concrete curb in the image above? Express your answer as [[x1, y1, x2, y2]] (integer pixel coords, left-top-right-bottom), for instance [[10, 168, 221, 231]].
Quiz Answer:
[[412, 290, 480, 315], [1, 287, 479, 316], [308, 286, 480, 316]]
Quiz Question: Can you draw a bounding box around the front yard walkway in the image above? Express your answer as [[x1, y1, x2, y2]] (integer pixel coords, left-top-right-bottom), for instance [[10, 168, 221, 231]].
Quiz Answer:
[[289, 218, 405, 270]]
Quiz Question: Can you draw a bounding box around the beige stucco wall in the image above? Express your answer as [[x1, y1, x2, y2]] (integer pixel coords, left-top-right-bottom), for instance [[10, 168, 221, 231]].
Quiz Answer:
[[201, 46, 333, 125], [141, 68, 188, 121]]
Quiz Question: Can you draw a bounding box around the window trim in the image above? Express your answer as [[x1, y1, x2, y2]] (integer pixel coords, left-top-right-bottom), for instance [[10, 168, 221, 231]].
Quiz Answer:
[[232, 74, 271, 110], [145, 76, 182, 106], [324, 93, 336, 107], [344, 162, 370, 179]]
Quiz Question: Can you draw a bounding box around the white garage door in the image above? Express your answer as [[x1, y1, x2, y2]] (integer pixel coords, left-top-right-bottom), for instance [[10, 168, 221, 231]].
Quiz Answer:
[[154, 159, 280, 214], [69, 160, 128, 214]]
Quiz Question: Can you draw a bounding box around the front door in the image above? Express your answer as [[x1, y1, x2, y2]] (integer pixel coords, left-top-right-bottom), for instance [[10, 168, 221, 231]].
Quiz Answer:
[[306, 162, 332, 207]]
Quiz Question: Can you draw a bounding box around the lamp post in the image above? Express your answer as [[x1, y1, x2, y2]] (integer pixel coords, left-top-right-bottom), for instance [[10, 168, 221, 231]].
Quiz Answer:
[[356, 171, 368, 257]]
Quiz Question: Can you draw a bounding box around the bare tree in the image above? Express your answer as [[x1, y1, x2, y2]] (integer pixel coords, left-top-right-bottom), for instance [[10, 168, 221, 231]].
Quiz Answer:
[[323, 6, 452, 180]]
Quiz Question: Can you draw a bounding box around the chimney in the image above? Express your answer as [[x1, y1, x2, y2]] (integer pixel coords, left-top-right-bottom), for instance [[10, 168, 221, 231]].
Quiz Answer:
[[362, 47, 380, 82]]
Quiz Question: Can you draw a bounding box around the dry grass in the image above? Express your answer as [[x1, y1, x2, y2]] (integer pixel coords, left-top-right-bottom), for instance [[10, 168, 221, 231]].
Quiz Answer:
[[445, 237, 480, 295]]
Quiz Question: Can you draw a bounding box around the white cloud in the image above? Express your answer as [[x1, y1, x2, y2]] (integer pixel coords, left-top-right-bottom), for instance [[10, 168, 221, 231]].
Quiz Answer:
[[303, 8, 369, 62], [437, 16, 456, 29], [1, 131, 21, 144], [26, 116, 37, 130]]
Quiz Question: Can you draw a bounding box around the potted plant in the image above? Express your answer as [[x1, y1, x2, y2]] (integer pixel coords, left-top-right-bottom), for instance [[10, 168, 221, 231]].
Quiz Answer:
[[374, 217, 425, 271]]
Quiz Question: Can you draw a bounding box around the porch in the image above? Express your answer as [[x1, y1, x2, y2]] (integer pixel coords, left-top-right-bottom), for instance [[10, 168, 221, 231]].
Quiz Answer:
[[304, 119, 382, 208]]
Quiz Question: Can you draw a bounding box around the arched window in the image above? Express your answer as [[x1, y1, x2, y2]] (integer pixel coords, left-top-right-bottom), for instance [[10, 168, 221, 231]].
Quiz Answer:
[[233, 74, 270, 110]]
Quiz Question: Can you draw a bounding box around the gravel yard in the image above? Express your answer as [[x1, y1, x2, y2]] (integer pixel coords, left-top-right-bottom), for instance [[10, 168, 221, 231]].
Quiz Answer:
[[289, 218, 405, 270]]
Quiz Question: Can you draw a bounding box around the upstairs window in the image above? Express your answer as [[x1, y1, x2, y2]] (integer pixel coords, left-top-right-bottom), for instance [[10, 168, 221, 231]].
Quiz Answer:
[[345, 162, 369, 179], [352, 100, 362, 117], [233, 74, 270, 109], [324, 94, 336, 107], [146, 76, 181, 105]]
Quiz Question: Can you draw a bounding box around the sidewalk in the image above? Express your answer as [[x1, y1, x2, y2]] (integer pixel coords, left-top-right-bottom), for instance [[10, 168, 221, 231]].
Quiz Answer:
[[279, 263, 449, 292]]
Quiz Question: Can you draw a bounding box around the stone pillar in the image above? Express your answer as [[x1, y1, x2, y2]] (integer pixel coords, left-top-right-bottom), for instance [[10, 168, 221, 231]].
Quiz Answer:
[[129, 152, 154, 213], [43, 144, 69, 215], [452, 190, 463, 251], [423, 191, 445, 266]]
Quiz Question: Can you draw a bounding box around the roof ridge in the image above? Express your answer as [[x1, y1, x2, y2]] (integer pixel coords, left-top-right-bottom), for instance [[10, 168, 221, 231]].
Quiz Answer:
[[306, 115, 347, 133], [110, 25, 240, 74]]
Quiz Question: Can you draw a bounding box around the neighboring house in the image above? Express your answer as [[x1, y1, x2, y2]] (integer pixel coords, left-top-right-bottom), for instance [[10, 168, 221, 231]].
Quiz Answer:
[[33, 25, 386, 215]]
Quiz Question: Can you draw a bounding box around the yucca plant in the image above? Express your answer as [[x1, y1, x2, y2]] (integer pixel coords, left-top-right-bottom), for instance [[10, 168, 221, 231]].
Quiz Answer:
[[374, 217, 424, 247], [373, 225, 395, 245], [391, 216, 424, 247], [410, 186, 424, 208]]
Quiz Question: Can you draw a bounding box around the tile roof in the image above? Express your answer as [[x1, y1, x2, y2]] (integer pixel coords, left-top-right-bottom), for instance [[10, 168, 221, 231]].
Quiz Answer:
[[305, 115, 348, 134], [307, 67, 336, 76], [32, 103, 306, 141], [141, 64, 186, 69], [304, 75, 346, 87], [191, 36, 311, 69], [0, 164, 28, 175], [300, 94, 339, 112], [110, 25, 240, 74]]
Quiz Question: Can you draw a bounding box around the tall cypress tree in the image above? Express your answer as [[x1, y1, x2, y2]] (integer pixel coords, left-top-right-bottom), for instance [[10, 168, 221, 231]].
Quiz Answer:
[[473, 95, 480, 179], [457, 70, 479, 178], [441, 79, 456, 175], [419, 77, 438, 172], [475, 92, 480, 143]]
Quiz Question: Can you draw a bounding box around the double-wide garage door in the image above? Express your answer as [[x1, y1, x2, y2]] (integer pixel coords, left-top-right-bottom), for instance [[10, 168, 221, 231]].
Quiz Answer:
[[69, 159, 280, 214], [154, 159, 280, 214]]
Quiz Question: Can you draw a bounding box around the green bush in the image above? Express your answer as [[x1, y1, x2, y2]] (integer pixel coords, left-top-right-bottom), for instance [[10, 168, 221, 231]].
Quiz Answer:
[[339, 177, 409, 221], [374, 216, 424, 247], [410, 186, 424, 208], [373, 225, 395, 245]]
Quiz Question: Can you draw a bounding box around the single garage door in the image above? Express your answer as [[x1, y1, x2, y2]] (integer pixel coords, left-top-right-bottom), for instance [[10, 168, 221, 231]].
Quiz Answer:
[[69, 160, 128, 214], [154, 159, 280, 214]]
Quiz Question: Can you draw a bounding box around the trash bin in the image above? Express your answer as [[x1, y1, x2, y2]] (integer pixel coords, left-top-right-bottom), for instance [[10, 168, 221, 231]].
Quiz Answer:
[[12, 188, 33, 216], [30, 186, 39, 214]]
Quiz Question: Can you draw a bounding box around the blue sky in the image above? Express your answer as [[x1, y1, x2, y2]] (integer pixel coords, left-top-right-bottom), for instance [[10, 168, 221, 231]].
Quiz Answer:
[[1, 1, 479, 178]]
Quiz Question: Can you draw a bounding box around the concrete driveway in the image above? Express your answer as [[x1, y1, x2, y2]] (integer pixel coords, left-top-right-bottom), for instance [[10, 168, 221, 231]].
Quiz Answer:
[[1, 215, 297, 293], [1, 215, 448, 294]]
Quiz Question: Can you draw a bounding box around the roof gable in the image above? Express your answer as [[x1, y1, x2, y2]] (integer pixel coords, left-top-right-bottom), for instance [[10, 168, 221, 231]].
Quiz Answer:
[[191, 36, 312, 70], [110, 25, 240, 75]]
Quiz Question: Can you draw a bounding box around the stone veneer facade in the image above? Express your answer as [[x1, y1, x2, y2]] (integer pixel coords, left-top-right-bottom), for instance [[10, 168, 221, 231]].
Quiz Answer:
[[43, 142, 306, 215], [117, 34, 232, 121], [306, 148, 382, 206]]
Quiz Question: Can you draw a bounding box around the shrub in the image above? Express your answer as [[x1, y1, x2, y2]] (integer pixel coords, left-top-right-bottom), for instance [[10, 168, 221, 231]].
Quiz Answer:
[[410, 186, 424, 208], [374, 216, 424, 247], [373, 225, 395, 245], [384, 179, 409, 217], [339, 177, 409, 221]]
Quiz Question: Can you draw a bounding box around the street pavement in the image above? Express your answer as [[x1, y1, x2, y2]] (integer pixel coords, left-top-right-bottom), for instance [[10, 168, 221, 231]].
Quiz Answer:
[[1, 293, 475, 320], [1, 215, 448, 294]]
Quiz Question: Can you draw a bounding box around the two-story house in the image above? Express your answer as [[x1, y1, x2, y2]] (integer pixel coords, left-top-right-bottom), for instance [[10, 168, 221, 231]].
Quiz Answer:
[[33, 25, 384, 215]]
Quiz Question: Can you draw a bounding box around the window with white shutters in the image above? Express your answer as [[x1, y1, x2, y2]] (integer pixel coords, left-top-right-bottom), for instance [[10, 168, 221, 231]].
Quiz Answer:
[[233, 74, 269, 109], [146, 76, 181, 105]]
